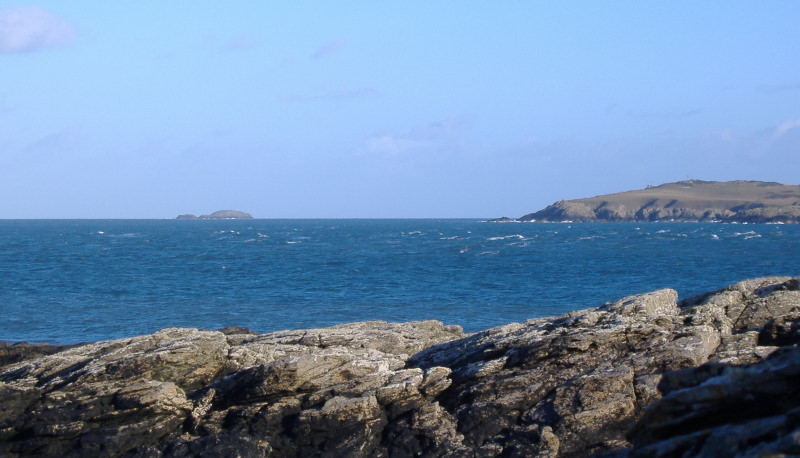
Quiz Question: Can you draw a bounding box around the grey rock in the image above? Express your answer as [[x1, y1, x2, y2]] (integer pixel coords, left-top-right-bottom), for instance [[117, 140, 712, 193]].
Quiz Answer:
[[1, 277, 799, 456]]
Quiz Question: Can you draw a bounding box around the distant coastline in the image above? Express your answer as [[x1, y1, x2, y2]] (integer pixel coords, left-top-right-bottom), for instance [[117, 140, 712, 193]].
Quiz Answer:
[[176, 210, 253, 220], [494, 180, 800, 224]]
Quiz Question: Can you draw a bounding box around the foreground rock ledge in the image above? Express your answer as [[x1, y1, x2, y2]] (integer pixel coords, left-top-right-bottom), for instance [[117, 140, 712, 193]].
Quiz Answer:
[[2, 277, 800, 457]]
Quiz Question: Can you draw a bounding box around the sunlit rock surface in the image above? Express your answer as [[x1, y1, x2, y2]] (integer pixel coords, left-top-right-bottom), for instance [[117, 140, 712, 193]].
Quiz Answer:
[[2, 277, 799, 456]]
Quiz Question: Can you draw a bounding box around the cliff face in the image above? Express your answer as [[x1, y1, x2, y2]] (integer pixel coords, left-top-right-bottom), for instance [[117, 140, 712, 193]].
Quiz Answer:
[[2, 277, 800, 456], [515, 180, 800, 223]]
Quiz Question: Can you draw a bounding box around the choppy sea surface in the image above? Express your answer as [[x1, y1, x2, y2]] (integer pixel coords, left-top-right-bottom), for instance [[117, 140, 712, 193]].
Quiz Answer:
[[1, 219, 798, 344]]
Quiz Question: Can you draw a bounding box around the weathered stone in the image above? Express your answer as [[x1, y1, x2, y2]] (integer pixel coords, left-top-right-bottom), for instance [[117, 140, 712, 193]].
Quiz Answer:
[[1, 278, 799, 456], [622, 345, 800, 457]]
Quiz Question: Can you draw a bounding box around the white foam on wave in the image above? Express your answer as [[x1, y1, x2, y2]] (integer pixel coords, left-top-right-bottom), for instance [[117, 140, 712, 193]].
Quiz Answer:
[[487, 234, 525, 241], [101, 232, 142, 238]]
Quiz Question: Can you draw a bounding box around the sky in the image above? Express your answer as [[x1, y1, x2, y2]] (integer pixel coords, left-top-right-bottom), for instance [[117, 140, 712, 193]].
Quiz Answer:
[[1, 2, 799, 218]]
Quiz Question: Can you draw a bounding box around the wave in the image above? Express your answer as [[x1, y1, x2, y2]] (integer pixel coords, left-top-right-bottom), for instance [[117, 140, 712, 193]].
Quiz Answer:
[[487, 234, 525, 241]]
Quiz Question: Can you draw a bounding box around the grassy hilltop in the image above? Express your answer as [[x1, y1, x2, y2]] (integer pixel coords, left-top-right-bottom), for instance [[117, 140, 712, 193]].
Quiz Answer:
[[513, 180, 800, 223]]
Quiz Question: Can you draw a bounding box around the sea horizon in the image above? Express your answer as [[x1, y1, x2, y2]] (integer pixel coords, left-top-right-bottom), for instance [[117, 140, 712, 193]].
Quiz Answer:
[[2, 219, 797, 345]]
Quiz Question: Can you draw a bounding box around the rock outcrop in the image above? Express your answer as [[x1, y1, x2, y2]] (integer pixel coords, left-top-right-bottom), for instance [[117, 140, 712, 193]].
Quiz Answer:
[[176, 210, 253, 220], [2, 277, 800, 456], [506, 180, 800, 223]]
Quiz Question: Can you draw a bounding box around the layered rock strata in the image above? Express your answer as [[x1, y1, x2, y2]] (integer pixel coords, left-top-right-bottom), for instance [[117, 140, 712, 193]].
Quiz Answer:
[[1, 277, 799, 456]]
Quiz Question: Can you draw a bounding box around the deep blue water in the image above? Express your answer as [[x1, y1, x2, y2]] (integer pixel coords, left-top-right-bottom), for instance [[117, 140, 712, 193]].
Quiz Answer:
[[1, 219, 798, 344]]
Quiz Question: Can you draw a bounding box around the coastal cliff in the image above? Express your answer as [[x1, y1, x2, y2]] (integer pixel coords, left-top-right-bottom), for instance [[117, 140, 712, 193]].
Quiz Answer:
[[2, 276, 800, 456], [502, 180, 800, 223]]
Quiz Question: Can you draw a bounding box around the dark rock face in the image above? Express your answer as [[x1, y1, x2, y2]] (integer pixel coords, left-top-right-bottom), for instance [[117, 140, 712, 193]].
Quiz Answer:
[[1, 277, 800, 456], [511, 180, 800, 223]]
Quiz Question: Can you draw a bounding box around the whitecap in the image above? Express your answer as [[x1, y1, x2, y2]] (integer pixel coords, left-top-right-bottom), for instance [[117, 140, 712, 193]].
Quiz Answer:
[[487, 234, 524, 241]]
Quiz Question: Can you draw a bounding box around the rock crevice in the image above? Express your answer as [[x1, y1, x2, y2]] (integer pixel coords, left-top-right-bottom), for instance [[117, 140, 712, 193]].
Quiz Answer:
[[1, 277, 800, 456]]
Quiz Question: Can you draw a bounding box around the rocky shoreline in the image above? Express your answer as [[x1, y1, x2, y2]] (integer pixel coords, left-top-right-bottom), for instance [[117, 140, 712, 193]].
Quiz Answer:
[[2, 276, 800, 456]]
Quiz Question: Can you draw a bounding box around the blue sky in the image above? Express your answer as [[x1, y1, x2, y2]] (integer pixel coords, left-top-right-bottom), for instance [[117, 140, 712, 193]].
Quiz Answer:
[[1, 2, 798, 218]]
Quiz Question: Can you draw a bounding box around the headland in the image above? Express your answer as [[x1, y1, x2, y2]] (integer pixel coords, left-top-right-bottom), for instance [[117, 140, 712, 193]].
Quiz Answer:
[[495, 180, 800, 223]]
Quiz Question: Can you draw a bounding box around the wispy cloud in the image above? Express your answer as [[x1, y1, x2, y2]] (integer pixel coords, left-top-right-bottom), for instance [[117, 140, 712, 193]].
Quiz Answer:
[[628, 108, 704, 120], [312, 38, 346, 59], [0, 6, 75, 54], [360, 115, 470, 156], [774, 119, 800, 139], [363, 135, 428, 156], [24, 130, 78, 155], [281, 87, 379, 102], [225, 35, 257, 51]]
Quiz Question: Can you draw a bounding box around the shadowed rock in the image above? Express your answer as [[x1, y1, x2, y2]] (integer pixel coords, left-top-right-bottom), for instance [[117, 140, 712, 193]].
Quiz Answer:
[[1, 277, 799, 456]]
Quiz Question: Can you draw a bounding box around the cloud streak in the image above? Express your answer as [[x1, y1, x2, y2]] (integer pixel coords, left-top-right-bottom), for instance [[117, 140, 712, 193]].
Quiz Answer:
[[628, 108, 704, 120], [225, 35, 257, 51], [360, 115, 470, 156], [774, 119, 800, 139], [281, 87, 379, 102], [312, 38, 346, 59], [24, 130, 78, 156], [0, 6, 75, 54]]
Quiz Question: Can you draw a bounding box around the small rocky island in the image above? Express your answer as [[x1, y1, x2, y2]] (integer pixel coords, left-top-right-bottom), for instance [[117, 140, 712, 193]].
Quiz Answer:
[[496, 180, 800, 223], [176, 210, 253, 220], [2, 276, 800, 456]]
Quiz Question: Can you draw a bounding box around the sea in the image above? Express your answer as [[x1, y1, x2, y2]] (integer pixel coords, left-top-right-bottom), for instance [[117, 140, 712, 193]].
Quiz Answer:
[[1, 219, 798, 345]]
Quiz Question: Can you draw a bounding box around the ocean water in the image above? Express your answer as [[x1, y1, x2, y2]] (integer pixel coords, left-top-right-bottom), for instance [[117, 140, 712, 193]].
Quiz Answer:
[[1, 219, 798, 345]]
